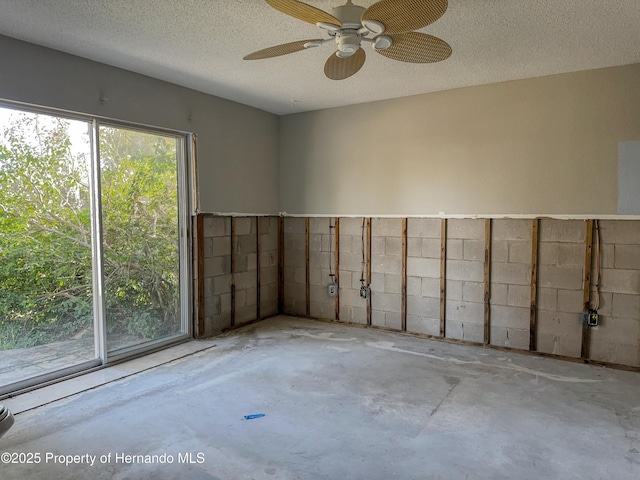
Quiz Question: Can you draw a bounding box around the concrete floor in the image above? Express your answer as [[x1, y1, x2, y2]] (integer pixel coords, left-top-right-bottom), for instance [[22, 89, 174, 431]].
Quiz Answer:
[[1, 316, 639, 479]]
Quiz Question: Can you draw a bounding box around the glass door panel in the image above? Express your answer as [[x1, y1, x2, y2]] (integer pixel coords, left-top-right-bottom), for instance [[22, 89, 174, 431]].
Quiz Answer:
[[0, 107, 98, 391], [98, 125, 184, 354]]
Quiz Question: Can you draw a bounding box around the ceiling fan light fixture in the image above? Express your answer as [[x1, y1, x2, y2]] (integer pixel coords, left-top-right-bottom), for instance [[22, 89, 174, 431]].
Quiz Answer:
[[336, 31, 360, 56], [362, 19, 385, 35], [336, 49, 357, 58], [373, 35, 392, 51]]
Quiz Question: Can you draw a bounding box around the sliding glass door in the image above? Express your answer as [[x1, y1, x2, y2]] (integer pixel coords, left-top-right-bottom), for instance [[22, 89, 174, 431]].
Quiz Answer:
[[0, 104, 191, 394], [99, 125, 185, 355]]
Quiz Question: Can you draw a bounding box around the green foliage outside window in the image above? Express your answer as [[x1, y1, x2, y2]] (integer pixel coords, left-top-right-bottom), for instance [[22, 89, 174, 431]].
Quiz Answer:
[[0, 112, 180, 350]]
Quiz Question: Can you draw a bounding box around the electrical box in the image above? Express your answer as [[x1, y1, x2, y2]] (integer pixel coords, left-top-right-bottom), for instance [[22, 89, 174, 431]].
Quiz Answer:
[[587, 309, 599, 327], [328, 283, 338, 298], [359, 286, 370, 299]]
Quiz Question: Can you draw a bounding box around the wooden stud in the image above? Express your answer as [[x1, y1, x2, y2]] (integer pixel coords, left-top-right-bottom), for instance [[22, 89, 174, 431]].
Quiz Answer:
[[256, 217, 262, 321], [401, 218, 408, 331], [529, 218, 539, 351], [439, 218, 447, 338], [194, 214, 205, 338], [366, 218, 372, 326], [278, 216, 284, 314], [484, 219, 491, 345], [305, 217, 311, 317], [334, 218, 340, 321], [581, 219, 594, 360], [230, 216, 236, 327]]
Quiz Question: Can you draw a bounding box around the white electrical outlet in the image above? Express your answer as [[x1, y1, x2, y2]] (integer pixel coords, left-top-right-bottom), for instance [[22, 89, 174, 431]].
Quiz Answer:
[[328, 283, 338, 297]]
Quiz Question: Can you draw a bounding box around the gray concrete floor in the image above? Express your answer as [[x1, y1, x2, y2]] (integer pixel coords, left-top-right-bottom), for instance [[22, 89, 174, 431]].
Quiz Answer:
[[1, 315, 639, 479]]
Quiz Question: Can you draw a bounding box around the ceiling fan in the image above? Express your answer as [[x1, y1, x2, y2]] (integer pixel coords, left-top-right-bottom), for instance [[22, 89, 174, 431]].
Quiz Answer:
[[244, 0, 452, 80]]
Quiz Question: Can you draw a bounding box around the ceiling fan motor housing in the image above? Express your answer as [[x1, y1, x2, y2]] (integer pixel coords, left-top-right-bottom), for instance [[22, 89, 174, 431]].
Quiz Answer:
[[336, 31, 361, 57]]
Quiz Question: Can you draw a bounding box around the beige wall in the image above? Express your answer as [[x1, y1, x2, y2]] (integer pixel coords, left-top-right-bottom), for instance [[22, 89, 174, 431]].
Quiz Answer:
[[3, 33, 640, 217], [0, 35, 279, 214], [279, 64, 640, 216]]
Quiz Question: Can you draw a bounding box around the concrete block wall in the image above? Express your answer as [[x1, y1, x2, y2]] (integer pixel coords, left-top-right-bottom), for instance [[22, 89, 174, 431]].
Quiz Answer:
[[371, 218, 403, 330], [338, 217, 368, 324], [239, 215, 639, 371], [536, 219, 586, 357], [233, 217, 257, 324], [445, 219, 485, 342], [283, 217, 307, 315], [259, 217, 279, 318], [309, 217, 336, 320], [490, 219, 532, 350], [589, 221, 640, 367], [198, 215, 279, 336], [202, 216, 232, 335], [406, 218, 441, 336]]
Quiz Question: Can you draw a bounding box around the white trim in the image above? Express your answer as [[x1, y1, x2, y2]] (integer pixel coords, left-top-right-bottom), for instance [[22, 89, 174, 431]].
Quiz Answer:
[[201, 212, 640, 220], [90, 119, 107, 364]]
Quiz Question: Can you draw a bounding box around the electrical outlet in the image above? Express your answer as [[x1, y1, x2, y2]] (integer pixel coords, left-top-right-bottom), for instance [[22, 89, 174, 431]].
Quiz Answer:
[[587, 309, 599, 326], [327, 283, 338, 298], [359, 286, 370, 299]]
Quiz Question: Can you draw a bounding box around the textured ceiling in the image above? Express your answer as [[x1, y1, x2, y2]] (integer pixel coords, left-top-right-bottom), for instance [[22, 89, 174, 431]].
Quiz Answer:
[[0, 0, 639, 115]]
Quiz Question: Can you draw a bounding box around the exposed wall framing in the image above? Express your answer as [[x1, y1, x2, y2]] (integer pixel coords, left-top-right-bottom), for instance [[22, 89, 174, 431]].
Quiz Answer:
[[401, 218, 408, 332], [366, 218, 372, 326], [484, 219, 492, 345], [256, 218, 262, 321], [440, 218, 447, 337], [306, 217, 311, 317], [278, 216, 284, 313], [195, 214, 640, 372], [530, 218, 539, 351], [581, 219, 594, 359], [230, 216, 236, 327], [195, 214, 277, 336], [334, 218, 340, 321], [194, 214, 205, 338]]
